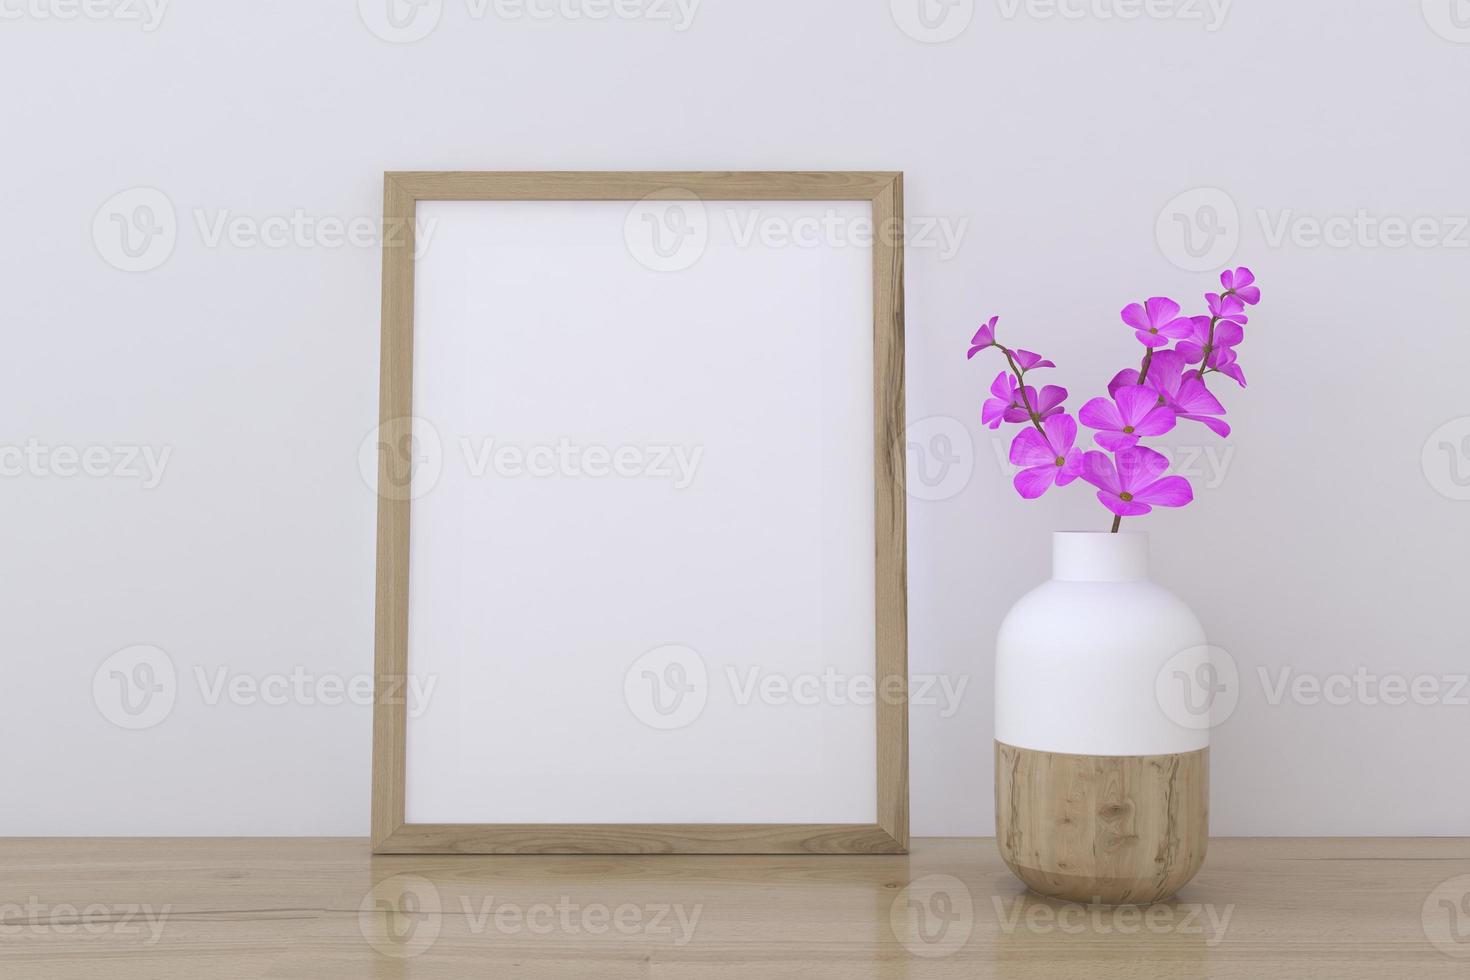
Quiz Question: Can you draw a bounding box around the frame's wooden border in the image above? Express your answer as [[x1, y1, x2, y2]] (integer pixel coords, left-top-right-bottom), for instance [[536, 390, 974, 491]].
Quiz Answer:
[[371, 172, 907, 854]]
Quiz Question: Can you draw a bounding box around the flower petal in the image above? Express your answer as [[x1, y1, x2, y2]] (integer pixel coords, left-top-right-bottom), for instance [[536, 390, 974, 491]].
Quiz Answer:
[[1056, 448, 1084, 486], [1133, 474, 1194, 508], [1181, 413, 1231, 437], [1112, 445, 1170, 491], [1035, 385, 1068, 415], [1114, 386, 1160, 426], [1009, 427, 1055, 468], [1108, 369, 1139, 396], [1078, 396, 1123, 432], [989, 371, 1015, 400], [1159, 316, 1196, 339], [1097, 490, 1152, 517], [1042, 412, 1077, 455], [1136, 330, 1171, 349], [1080, 450, 1121, 494], [1144, 296, 1182, 328], [1013, 464, 1058, 499], [1012, 350, 1056, 371], [1212, 320, 1245, 348], [1217, 361, 1248, 387], [1146, 349, 1186, 398], [1095, 431, 1140, 452], [1131, 404, 1179, 437], [1120, 302, 1149, 331], [1175, 378, 1226, 415]]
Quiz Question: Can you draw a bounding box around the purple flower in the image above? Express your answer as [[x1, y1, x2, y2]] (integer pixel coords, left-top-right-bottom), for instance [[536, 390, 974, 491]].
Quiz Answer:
[[1081, 447, 1194, 517], [1025, 384, 1068, 420], [1011, 349, 1055, 372], [981, 372, 1019, 429], [1206, 291, 1248, 325], [1204, 348, 1248, 388], [1079, 385, 1177, 452], [1010, 413, 1083, 499], [1220, 267, 1260, 305], [1178, 317, 1247, 387], [1146, 350, 1231, 436], [982, 372, 1068, 428], [968, 316, 998, 359], [1122, 297, 1193, 349]]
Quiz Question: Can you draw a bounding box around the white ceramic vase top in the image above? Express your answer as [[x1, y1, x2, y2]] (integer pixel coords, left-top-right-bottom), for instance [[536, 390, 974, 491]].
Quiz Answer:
[[995, 531, 1208, 757]]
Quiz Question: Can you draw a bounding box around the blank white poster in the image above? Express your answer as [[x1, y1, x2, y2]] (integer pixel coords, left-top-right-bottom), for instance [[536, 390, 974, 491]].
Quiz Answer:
[[404, 200, 876, 824]]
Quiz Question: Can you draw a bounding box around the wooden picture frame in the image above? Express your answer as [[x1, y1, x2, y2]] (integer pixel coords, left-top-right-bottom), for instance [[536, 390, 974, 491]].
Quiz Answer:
[[371, 172, 907, 854]]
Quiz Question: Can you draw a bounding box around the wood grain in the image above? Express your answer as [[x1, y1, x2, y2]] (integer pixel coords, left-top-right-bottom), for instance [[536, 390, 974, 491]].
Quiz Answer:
[[386, 171, 902, 201], [995, 741, 1209, 904], [371, 172, 908, 854], [4, 837, 1469, 979]]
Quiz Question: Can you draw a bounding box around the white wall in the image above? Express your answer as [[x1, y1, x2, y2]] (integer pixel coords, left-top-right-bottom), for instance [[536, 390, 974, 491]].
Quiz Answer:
[[3, 0, 1467, 836]]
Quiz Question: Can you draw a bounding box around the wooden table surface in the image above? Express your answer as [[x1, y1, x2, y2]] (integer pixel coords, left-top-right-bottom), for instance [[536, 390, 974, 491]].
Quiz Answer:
[[3, 837, 1469, 978]]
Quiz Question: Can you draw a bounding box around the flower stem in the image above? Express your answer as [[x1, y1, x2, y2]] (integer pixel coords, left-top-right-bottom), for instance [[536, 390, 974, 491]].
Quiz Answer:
[[1110, 514, 1122, 534], [1195, 287, 1238, 387], [998, 345, 1048, 437]]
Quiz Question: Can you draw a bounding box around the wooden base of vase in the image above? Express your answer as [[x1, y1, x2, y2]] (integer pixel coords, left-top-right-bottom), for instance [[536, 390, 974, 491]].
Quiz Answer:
[[995, 741, 1208, 906]]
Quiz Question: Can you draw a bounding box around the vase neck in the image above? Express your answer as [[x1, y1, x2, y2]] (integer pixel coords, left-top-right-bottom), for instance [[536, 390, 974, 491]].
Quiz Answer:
[[1052, 532, 1150, 582]]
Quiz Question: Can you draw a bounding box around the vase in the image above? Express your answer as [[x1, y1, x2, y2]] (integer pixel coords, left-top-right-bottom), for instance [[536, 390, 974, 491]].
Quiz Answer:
[[994, 531, 1209, 905]]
